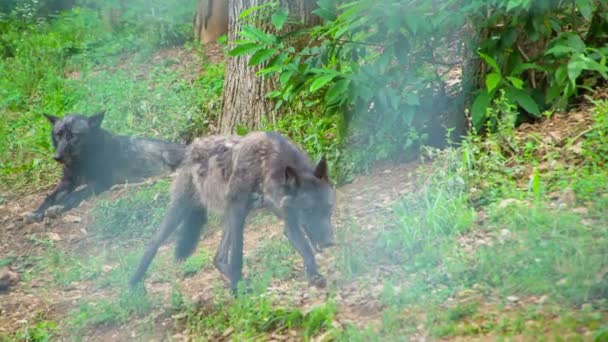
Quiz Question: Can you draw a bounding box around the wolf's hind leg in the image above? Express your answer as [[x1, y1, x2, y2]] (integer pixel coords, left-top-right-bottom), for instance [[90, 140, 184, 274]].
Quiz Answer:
[[129, 201, 190, 286], [175, 206, 207, 260], [213, 227, 232, 280], [130, 171, 194, 286]]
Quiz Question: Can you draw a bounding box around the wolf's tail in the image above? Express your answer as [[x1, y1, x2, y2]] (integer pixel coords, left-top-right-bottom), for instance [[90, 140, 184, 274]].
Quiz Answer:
[[175, 206, 207, 260]]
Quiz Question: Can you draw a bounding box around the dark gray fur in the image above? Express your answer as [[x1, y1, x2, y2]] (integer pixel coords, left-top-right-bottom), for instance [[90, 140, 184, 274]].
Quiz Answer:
[[130, 131, 336, 294], [28, 111, 186, 221]]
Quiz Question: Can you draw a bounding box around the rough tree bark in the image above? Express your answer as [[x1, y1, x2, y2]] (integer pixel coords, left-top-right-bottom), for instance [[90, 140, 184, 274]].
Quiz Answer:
[[218, 0, 320, 134], [461, 22, 484, 133], [194, 0, 229, 44]]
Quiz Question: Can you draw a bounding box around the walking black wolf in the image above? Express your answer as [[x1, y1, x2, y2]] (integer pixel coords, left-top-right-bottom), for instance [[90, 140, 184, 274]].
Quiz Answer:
[[129, 131, 336, 294], [27, 111, 186, 222]]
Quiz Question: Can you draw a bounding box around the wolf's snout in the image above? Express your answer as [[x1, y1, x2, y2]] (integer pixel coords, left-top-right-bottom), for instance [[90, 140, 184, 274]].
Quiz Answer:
[[53, 154, 63, 162]]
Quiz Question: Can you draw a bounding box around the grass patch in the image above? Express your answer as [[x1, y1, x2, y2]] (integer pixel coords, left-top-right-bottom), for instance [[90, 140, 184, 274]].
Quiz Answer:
[[14, 320, 58, 342], [41, 245, 103, 287], [458, 204, 608, 304], [247, 238, 298, 281], [181, 248, 213, 278], [90, 180, 170, 241], [184, 285, 337, 340], [67, 287, 157, 337]]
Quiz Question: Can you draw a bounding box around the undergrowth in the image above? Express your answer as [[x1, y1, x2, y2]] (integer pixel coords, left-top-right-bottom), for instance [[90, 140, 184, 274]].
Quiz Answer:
[[341, 97, 608, 339]]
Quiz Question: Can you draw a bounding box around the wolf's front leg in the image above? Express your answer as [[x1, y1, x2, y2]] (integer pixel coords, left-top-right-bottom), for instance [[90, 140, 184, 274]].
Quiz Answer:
[[42, 182, 105, 219], [284, 216, 326, 289], [28, 177, 75, 222], [57, 183, 100, 211], [224, 197, 249, 295]]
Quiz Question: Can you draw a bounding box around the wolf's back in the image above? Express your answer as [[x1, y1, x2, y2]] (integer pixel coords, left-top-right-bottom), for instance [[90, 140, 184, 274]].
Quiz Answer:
[[115, 135, 187, 180]]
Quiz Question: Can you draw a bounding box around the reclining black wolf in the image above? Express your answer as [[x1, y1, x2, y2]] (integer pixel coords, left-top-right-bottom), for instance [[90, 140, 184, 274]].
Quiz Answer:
[[27, 111, 186, 222], [129, 131, 336, 294]]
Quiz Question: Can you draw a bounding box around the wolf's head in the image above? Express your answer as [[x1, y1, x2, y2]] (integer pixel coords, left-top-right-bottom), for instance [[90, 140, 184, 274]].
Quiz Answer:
[[282, 156, 336, 251], [43, 111, 105, 165]]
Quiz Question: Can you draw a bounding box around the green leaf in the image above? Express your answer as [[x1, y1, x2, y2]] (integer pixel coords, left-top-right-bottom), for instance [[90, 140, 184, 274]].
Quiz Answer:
[[404, 92, 420, 106], [505, 87, 540, 116], [486, 72, 502, 92], [403, 14, 420, 35], [248, 48, 277, 66], [264, 53, 283, 69], [402, 107, 415, 126], [267, 90, 282, 98], [274, 99, 284, 110], [313, 6, 337, 21], [575, 54, 608, 77], [512, 62, 544, 73], [325, 79, 350, 104], [575, 0, 593, 20], [241, 25, 275, 45], [506, 0, 525, 11], [565, 33, 586, 53], [567, 55, 585, 87], [229, 43, 264, 57], [478, 52, 500, 73], [506, 76, 524, 89], [256, 65, 282, 76], [546, 84, 562, 103], [545, 44, 576, 56], [387, 88, 400, 110], [271, 10, 289, 30], [239, 3, 273, 19], [471, 90, 492, 131], [555, 64, 568, 85], [279, 70, 294, 85], [310, 74, 337, 92]]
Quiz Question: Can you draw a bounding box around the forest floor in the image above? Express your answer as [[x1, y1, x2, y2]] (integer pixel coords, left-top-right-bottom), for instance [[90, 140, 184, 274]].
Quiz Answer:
[[0, 156, 419, 341], [1, 46, 608, 341]]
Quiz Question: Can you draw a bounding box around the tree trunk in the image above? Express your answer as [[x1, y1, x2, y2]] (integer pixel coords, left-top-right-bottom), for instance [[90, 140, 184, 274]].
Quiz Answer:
[[461, 21, 484, 133], [218, 0, 320, 134], [194, 0, 229, 45]]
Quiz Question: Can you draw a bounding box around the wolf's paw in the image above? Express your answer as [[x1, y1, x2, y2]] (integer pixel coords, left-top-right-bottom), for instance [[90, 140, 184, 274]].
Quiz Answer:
[[45, 205, 65, 218], [307, 274, 327, 289], [25, 212, 44, 223]]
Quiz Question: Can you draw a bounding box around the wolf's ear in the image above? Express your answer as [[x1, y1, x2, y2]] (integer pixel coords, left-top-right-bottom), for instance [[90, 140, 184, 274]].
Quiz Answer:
[[43, 113, 60, 126], [313, 155, 328, 180], [88, 111, 105, 128], [284, 166, 300, 191]]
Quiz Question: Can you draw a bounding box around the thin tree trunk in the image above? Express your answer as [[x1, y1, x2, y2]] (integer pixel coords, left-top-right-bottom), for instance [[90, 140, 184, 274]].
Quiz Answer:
[[219, 0, 320, 134], [461, 21, 483, 133], [194, 0, 229, 45]]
